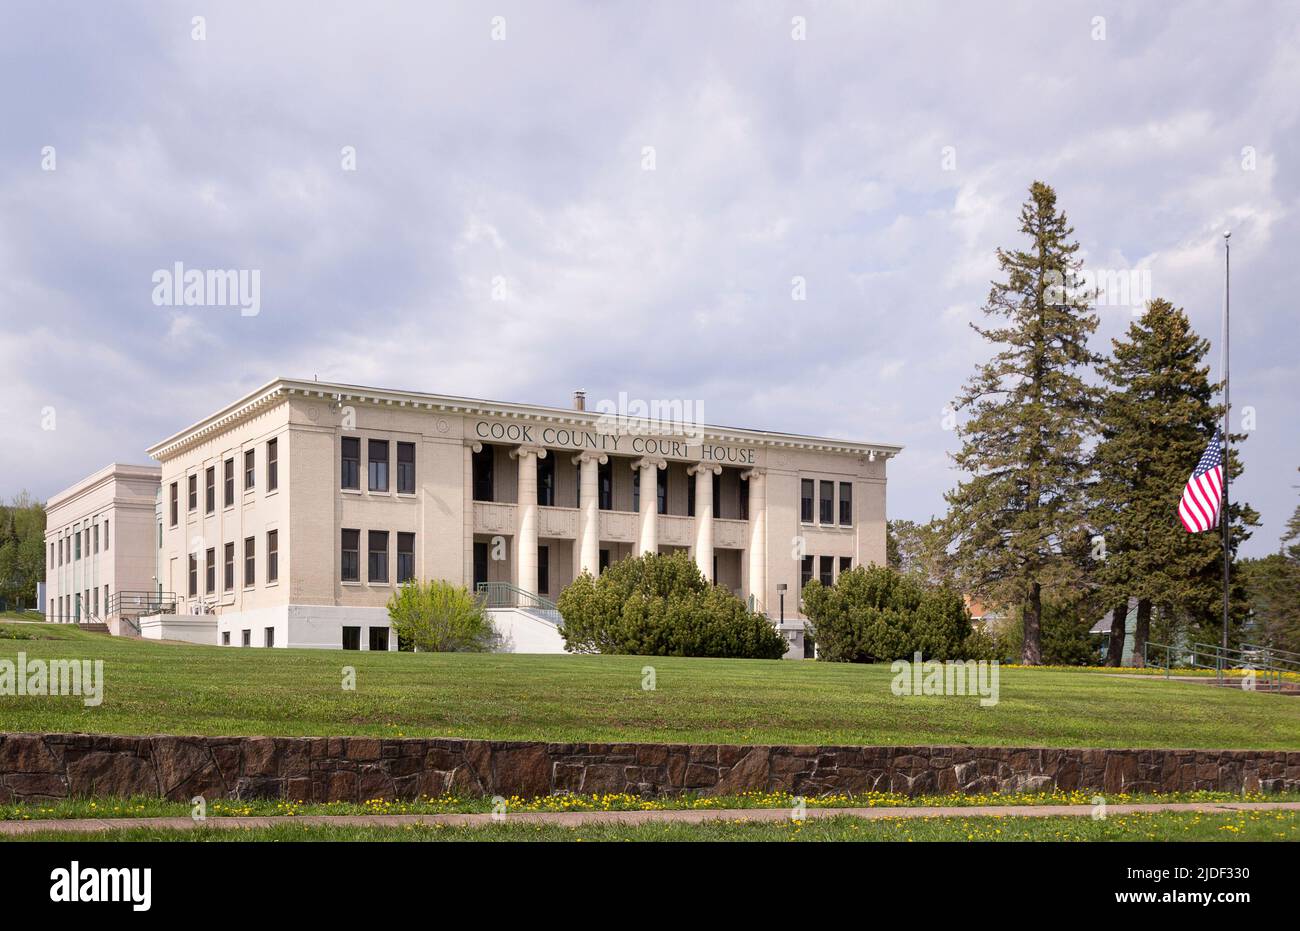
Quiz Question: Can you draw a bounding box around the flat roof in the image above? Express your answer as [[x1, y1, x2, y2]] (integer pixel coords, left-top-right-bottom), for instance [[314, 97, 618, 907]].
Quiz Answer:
[[147, 377, 905, 461], [45, 462, 161, 512]]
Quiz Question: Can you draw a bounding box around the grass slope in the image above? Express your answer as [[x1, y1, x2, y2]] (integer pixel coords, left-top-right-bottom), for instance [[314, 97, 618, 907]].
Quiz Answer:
[[1, 623, 1296, 748]]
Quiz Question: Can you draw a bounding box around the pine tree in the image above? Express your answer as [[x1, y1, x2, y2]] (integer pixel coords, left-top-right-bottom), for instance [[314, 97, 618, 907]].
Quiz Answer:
[[1092, 298, 1257, 660], [945, 181, 1100, 665]]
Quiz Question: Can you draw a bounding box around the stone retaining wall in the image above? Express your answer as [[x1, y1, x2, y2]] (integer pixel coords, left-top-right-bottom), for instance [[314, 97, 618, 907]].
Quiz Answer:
[[0, 733, 1295, 802]]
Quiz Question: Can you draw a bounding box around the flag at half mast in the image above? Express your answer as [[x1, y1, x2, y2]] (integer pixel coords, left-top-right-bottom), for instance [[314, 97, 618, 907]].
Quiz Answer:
[[1178, 433, 1225, 533]]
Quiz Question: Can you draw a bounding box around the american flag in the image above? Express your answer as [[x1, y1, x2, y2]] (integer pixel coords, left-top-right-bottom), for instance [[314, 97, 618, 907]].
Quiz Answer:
[[1178, 433, 1225, 533]]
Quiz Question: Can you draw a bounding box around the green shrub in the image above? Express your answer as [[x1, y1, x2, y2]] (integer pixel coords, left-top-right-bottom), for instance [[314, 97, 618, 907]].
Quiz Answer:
[[556, 551, 787, 659], [802, 565, 976, 662], [387, 579, 500, 652]]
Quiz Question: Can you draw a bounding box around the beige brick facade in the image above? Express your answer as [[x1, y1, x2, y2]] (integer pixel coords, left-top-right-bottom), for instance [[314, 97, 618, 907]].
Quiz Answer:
[[135, 378, 900, 650]]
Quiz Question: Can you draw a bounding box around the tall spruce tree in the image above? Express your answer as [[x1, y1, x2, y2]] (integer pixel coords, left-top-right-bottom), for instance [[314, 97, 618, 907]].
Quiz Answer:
[[945, 181, 1100, 665], [1092, 298, 1257, 660]]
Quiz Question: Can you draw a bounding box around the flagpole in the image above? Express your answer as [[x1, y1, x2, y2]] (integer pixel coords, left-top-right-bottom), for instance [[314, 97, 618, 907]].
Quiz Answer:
[[1221, 231, 1231, 654]]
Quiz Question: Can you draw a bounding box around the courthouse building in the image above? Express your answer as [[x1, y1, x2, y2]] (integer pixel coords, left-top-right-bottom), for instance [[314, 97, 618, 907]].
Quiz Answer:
[[54, 378, 899, 654]]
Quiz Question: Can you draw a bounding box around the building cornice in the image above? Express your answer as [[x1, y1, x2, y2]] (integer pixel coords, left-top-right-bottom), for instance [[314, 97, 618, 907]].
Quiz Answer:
[[147, 377, 905, 462], [45, 463, 162, 514]]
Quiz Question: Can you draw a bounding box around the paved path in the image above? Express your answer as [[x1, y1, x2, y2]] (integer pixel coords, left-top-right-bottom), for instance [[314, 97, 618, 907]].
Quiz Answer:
[[2, 801, 1296, 835]]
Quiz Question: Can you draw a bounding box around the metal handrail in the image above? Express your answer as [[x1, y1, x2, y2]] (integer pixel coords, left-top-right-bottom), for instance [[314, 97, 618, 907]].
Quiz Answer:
[[1147, 640, 1293, 691], [107, 590, 177, 617], [475, 582, 563, 627]]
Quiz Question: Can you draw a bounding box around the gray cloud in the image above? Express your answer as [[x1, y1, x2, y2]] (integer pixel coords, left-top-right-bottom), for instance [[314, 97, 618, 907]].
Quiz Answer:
[[1, 1, 1296, 556]]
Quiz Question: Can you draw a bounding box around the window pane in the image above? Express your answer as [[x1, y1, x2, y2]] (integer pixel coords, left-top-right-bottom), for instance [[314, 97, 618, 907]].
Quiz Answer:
[[368, 440, 389, 492], [341, 529, 360, 582], [839, 482, 853, 525], [397, 442, 415, 494], [368, 530, 389, 582], [244, 536, 255, 586], [267, 438, 279, 491], [819, 480, 834, 524], [341, 437, 360, 490], [244, 450, 255, 489], [800, 479, 813, 523], [267, 530, 279, 583], [397, 532, 415, 583]]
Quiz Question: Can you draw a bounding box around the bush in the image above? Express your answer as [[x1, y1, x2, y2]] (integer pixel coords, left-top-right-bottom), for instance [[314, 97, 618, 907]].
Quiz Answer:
[[801, 565, 976, 662], [556, 551, 787, 659], [387, 579, 500, 652]]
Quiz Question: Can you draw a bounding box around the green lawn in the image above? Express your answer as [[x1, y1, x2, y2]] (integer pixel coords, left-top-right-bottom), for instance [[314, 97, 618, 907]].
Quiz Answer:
[[1, 622, 1296, 747], [5, 811, 1295, 842]]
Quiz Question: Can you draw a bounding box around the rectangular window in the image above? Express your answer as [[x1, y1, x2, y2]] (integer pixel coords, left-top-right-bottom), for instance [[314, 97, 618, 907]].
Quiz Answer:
[[632, 473, 639, 513], [170, 482, 179, 526], [472, 445, 494, 501], [800, 479, 814, 524], [713, 473, 722, 519], [369, 627, 389, 651], [265, 627, 275, 648], [224, 458, 235, 506], [342, 626, 361, 650], [839, 482, 853, 526], [341, 437, 360, 490], [93, 587, 99, 616], [242, 629, 251, 647], [397, 532, 415, 583], [739, 475, 749, 521], [267, 438, 278, 491], [819, 555, 834, 587], [266, 530, 279, 583], [205, 466, 215, 513], [104, 519, 109, 550], [537, 455, 554, 507], [656, 468, 668, 515], [93, 524, 99, 554], [205, 547, 215, 594], [687, 476, 696, 517], [341, 529, 360, 582], [840, 556, 852, 575], [243, 536, 255, 587], [74, 531, 81, 561], [224, 542, 235, 591], [598, 459, 612, 510], [244, 449, 255, 490], [599, 549, 611, 574], [396, 442, 415, 494], [368, 530, 389, 583], [819, 480, 834, 524], [538, 545, 549, 595], [188, 474, 197, 512], [800, 555, 814, 591], [222, 631, 230, 646], [188, 554, 197, 597], [368, 440, 389, 492]]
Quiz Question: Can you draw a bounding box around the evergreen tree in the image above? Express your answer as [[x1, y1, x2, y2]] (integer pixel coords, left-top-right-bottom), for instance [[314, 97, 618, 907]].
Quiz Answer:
[[945, 181, 1100, 665], [1092, 299, 1257, 660]]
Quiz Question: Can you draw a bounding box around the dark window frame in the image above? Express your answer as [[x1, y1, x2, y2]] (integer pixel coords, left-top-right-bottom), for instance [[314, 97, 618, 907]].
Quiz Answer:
[[243, 536, 255, 587], [266, 529, 279, 583], [397, 532, 415, 584], [396, 441, 415, 495], [205, 466, 215, 513], [341, 437, 360, 490], [819, 480, 834, 525], [368, 439, 390, 492], [224, 458, 235, 507], [368, 530, 389, 583], [224, 542, 235, 591], [341, 529, 360, 582], [244, 449, 255, 491], [800, 479, 814, 524], [267, 438, 279, 492], [839, 481, 853, 526]]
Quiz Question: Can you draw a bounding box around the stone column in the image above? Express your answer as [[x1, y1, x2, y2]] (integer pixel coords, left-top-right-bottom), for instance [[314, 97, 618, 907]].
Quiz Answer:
[[633, 457, 665, 556], [743, 468, 767, 613], [574, 452, 606, 577], [688, 463, 721, 581], [511, 445, 546, 595], [463, 441, 481, 588]]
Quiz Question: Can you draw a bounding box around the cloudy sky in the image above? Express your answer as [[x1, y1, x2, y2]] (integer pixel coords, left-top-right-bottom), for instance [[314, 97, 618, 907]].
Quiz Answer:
[[2, 1, 1296, 556]]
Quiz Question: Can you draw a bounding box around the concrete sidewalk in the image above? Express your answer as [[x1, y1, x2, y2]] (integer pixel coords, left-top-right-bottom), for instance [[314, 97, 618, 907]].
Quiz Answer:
[[2, 801, 1296, 835]]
